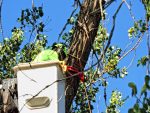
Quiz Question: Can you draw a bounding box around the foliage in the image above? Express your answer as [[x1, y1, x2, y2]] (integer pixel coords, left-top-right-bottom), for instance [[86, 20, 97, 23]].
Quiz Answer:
[[104, 46, 121, 74], [93, 25, 109, 53], [128, 82, 137, 96], [18, 6, 45, 34], [69, 0, 150, 112], [128, 75, 150, 113], [0, 29, 24, 78], [142, 0, 150, 21], [70, 24, 128, 112], [0, 6, 47, 78], [18, 6, 47, 63], [137, 56, 149, 67], [106, 90, 125, 113], [128, 20, 147, 38], [61, 14, 78, 45], [0, 1, 149, 113], [19, 35, 47, 62], [72, 69, 99, 113]]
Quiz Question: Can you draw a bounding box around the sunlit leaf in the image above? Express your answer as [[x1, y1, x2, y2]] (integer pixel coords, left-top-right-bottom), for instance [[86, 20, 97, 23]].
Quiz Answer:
[[140, 84, 147, 96], [128, 82, 137, 96]]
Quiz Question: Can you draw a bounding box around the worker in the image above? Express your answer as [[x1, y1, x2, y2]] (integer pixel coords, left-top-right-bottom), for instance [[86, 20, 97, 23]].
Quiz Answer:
[[33, 43, 67, 62]]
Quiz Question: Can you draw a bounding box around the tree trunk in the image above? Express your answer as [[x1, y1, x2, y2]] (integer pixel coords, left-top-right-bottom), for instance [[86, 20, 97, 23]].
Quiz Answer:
[[65, 0, 104, 112], [0, 78, 18, 113]]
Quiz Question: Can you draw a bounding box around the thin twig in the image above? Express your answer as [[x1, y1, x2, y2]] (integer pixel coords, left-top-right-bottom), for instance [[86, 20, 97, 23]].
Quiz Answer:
[[99, 0, 104, 20], [84, 84, 92, 113], [104, 1, 124, 54], [57, 8, 77, 42], [123, 0, 136, 22], [95, 1, 124, 67], [104, 0, 116, 9], [32, 0, 34, 9], [0, 0, 4, 41], [17, 67, 37, 83], [86, 71, 106, 88], [90, 0, 115, 15], [104, 87, 107, 107], [127, 50, 136, 69], [146, 17, 150, 75], [122, 39, 135, 55], [119, 33, 144, 61]]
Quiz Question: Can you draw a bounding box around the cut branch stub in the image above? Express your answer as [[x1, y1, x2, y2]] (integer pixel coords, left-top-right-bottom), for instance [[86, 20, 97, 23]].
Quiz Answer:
[[65, 0, 104, 112]]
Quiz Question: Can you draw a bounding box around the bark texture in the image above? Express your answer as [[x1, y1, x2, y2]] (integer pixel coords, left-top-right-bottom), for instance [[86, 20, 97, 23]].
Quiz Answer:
[[65, 0, 104, 112], [0, 78, 18, 113]]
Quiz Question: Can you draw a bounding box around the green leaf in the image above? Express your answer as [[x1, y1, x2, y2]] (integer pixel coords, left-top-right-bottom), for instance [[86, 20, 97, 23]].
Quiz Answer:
[[137, 56, 149, 67], [128, 108, 134, 113], [140, 84, 147, 96], [128, 82, 137, 96], [145, 75, 150, 86], [133, 103, 140, 113]]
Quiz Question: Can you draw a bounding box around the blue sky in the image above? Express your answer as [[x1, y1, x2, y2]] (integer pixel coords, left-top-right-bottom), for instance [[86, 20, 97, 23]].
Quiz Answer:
[[96, 0, 147, 113], [1, 0, 148, 113]]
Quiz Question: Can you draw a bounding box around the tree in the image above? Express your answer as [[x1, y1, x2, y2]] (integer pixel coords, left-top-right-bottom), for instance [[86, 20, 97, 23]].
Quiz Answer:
[[65, 0, 105, 112], [0, 0, 150, 113]]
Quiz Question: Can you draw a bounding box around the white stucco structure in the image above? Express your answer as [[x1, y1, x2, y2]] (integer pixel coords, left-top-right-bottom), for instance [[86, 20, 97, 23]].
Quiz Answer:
[[13, 61, 65, 113]]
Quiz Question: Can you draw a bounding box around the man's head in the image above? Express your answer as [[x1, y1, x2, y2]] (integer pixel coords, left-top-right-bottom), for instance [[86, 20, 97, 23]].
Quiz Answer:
[[51, 43, 67, 60]]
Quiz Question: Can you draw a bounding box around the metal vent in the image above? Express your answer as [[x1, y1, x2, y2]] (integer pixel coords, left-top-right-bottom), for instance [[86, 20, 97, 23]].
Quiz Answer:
[[26, 96, 51, 109]]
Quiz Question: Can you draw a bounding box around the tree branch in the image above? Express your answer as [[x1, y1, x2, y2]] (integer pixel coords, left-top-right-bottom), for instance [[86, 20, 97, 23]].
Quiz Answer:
[[0, 0, 4, 41], [119, 33, 144, 61], [57, 8, 78, 42], [104, 1, 124, 54]]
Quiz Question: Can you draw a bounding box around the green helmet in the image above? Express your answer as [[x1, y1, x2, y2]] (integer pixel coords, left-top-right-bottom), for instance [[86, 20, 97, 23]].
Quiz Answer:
[[33, 43, 67, 62]]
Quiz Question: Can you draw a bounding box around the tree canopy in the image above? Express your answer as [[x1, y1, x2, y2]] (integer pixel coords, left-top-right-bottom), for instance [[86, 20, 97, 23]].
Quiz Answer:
[[0, 0, 150, 113]]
